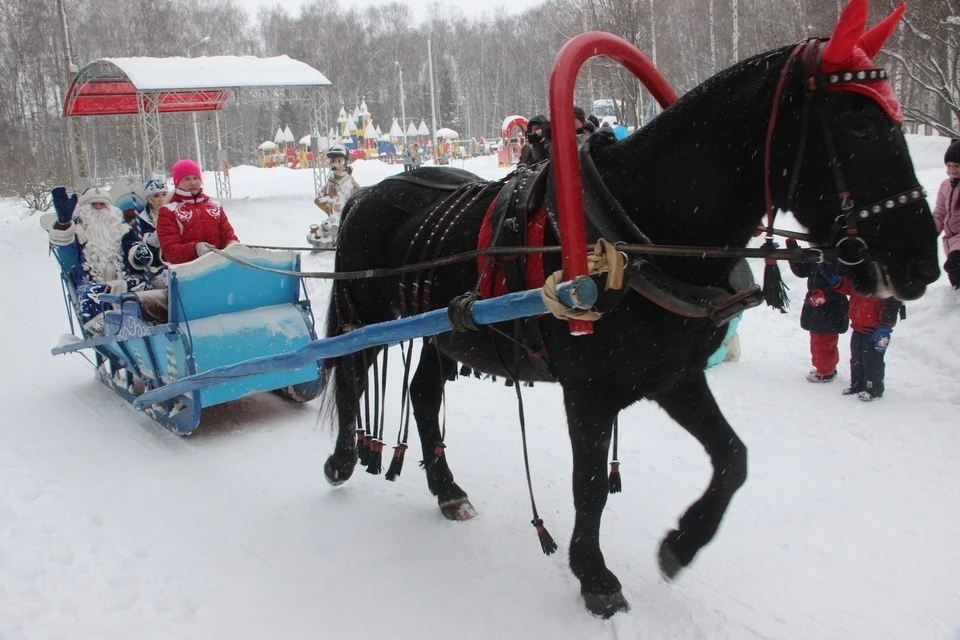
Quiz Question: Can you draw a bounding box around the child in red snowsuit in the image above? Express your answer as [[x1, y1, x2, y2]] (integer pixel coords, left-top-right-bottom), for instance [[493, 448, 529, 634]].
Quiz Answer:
[[834, 278, 902, 401], [787, 239, 849, 382]]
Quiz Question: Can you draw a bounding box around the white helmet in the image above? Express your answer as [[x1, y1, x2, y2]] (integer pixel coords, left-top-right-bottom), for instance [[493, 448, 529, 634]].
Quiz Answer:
[[326, 144, 348, 160]]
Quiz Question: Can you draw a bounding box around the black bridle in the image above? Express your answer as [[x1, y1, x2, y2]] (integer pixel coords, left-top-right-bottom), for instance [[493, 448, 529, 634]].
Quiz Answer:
[[767, 38, 926, 266]]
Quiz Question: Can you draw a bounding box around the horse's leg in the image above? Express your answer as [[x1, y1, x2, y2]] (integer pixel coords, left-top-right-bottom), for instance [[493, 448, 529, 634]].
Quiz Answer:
[[563, 383, 629, 618], [410, 338, 477, 521], [323, 350, 373, 485], [651, 371, 748, 580]]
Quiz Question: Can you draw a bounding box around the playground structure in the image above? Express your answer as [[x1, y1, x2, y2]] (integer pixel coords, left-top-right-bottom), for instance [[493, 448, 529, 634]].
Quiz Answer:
[[256, 128, 320, 169], [61, 55, 331, 198], [497, 115, 527, 166]]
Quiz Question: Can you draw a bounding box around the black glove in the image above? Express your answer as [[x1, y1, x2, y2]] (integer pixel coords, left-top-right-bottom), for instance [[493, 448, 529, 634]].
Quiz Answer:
[[785, 238, 799, 250], [51, 187, 78, 226]]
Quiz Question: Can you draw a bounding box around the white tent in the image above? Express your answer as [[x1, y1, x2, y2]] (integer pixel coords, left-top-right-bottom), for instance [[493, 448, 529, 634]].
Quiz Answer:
[[257, 140, 278, 150], [389, 118, 404, 138], [363, 120, 377, 139], [406, 122, 419, 138], [278, 125, 295, 143], [336, 106, 349, 123], [95, 55, 331, 91], [436, 127, 459, 139], [273, 127, 284, 143], [375, 125, 382, 137], [417, 120, 429, 136]]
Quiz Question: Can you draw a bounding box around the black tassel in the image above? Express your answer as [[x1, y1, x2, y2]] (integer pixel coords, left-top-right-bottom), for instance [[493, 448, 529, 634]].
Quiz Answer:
[[358, 433, 372, 466], [761, 238, 789, 312], [355, 429, 366, 464], [384, 443, 408, 481], [524, 381, 534, 388], [420, 443, 446, 470], [532, 518, 558, 555], [608, 461, 622, 494], [505, 378, 515, 387], [459, 364, 472, 377], [365, 439, 383, 475]]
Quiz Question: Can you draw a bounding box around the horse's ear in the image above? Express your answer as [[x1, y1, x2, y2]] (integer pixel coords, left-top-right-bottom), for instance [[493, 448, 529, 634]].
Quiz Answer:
[[822, 0, 868, 65], [858, 2, 906, 58]]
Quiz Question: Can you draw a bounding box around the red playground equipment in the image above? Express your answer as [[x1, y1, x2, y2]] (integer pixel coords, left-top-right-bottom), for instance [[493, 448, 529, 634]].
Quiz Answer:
[[497, 115, 527, 167]]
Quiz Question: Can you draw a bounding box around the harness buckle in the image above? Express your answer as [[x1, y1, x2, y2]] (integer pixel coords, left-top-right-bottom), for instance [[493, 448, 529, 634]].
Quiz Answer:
[[839, 193, 855, 211]]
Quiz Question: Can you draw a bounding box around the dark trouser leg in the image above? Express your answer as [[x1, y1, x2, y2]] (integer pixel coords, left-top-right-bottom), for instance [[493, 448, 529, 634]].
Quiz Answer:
[[810, 331, 839, 375], [944, 250, 960, 289], [862, 338, 887, 398], [849, 331, 867, 391]]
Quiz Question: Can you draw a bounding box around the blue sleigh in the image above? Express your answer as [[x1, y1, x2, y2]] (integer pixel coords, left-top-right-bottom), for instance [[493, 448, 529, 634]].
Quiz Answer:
[[50, 243, 323, 435]]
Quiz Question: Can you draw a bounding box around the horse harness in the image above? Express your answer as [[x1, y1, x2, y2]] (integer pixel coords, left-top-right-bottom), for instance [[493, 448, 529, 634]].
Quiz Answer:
[[767, 37, 926, 267]]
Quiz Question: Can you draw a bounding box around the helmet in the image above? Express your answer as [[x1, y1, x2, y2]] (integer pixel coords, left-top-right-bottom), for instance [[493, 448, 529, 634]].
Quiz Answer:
[[326, 144, 348, 160]]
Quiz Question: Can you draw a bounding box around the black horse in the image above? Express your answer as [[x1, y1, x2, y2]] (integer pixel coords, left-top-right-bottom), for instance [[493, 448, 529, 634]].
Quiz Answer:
[[321, 0, 939, 617]]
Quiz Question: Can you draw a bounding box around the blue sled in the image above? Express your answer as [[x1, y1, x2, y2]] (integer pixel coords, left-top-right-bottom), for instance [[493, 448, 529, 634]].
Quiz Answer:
[[52, 246, 322, 435]]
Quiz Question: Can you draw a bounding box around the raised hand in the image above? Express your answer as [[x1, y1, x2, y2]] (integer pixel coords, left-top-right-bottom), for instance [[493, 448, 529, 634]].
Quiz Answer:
[[51, 187, 78, 226]]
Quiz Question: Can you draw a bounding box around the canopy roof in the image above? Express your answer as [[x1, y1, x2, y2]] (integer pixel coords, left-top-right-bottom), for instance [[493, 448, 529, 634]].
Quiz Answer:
[[64, 55, 331, 117]]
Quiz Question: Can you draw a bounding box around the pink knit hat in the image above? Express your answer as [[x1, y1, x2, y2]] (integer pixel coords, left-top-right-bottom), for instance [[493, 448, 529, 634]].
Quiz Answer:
[[172, 159, 202, 187]]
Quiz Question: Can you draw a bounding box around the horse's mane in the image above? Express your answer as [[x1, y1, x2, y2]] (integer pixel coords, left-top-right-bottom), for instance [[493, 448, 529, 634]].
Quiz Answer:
[[594, 44, 799, 257]]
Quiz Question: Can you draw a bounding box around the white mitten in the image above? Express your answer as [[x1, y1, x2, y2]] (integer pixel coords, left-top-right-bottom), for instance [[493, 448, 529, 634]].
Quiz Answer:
[[196, 242, 214, 257]]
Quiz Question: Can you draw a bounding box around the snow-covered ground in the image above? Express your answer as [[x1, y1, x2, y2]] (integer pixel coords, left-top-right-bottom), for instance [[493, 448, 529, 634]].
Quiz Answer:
[[1, 139, 958, 640]]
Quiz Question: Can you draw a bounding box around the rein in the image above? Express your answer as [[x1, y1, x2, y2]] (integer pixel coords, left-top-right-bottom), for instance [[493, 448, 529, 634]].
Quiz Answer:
[[210, 242, 832, 281]]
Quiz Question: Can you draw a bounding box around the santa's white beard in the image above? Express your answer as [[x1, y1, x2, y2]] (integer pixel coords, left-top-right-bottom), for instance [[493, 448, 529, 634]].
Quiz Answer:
[[74, 205, 128, 283]]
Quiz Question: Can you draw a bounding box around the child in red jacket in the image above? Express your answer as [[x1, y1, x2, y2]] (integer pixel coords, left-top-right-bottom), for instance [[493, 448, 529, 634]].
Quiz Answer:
[[157, 159, 239, 264], [834, 278, 902, 401]]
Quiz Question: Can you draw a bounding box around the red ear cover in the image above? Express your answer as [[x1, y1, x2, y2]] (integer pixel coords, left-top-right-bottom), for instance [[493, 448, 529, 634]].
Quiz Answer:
[[859, 2, 906, 58], [822, 0, 868, 65], [819, 0, 906, 123]]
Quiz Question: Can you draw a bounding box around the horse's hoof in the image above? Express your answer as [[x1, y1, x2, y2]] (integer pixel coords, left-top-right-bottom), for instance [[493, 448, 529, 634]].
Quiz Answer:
[[439, 497, 477, 521], [658, 530, 686, 581], [324, 455, 355, 486], [581, 589, 630, 618]]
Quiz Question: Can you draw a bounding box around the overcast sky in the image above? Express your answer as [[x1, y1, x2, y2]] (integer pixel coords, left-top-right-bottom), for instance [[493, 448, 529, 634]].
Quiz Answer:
[[234, 0, 544, 21]]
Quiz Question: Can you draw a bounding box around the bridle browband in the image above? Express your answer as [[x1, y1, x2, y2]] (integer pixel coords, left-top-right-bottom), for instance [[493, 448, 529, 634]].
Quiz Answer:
[[765, 38, 925, 265]]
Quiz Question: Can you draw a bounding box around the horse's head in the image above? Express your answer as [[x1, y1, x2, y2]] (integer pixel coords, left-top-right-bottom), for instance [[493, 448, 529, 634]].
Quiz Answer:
[[777, 0, 939, 300]]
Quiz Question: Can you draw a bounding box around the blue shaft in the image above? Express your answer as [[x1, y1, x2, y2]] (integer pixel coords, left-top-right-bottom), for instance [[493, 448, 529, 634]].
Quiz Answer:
[[134, 278, 597, 408]]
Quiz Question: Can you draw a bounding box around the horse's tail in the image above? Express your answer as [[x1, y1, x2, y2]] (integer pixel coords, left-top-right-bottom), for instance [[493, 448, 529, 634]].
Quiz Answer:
[[318, 278, 346, 428]]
